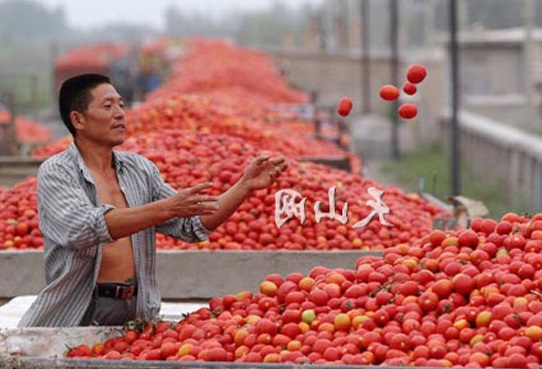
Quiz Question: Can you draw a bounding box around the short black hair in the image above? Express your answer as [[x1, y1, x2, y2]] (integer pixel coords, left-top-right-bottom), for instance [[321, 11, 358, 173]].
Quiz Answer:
[[58, 73, 111, 136]]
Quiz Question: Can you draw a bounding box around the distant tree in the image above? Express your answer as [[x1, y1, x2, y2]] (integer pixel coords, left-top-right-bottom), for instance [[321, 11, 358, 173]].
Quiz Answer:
[[235, 10, 287, 47], [0, 0, 68, 44], [234, 2, 312, 49], [164, 4, 235, 39], [89, 24, 159, 44]]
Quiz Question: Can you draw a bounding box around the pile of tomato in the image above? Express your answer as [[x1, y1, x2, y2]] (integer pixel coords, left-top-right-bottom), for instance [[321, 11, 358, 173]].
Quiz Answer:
[[67, 213, 542, 368]]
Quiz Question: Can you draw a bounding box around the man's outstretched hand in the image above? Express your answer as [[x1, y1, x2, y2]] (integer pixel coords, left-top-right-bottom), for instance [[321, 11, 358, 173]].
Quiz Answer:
[[166, 182, 219, 218], [241, 155, 288, 192], [200, 155, 287, 231]]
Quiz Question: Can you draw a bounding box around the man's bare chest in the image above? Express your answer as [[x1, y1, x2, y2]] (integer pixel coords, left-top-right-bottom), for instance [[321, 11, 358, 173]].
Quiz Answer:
[[93, 174, 129, 209]]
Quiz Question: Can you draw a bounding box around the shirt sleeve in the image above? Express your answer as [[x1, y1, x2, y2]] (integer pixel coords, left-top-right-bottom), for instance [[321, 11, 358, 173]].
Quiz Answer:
[[147, 159, 211, 242], [37, 161, 115, 250]]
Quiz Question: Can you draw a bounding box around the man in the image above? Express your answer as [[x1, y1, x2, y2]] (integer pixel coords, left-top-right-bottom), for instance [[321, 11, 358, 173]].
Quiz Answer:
[[18, 74, 287, 327]]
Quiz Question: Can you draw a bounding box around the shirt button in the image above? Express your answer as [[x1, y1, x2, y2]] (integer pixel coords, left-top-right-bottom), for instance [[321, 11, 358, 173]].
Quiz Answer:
[[121, 187, 127, 192]]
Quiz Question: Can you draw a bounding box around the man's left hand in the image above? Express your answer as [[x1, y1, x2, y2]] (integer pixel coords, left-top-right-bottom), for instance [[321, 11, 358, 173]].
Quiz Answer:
[[241, 155, 288, 192]]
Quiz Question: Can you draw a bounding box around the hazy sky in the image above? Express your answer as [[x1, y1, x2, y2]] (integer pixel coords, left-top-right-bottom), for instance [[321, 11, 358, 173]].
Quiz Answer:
[[35, 0, 323, 30]]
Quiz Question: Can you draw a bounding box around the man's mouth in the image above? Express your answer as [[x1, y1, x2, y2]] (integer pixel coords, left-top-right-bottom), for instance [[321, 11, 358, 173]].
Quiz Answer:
[[113, 124, 125, 130]]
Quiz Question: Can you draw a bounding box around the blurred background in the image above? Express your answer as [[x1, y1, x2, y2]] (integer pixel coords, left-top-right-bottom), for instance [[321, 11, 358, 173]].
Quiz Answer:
[[1, 0, 541, 217]]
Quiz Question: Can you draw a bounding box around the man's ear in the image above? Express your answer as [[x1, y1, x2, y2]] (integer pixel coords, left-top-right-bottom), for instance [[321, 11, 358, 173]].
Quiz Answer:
[[71, 111, 85, 131]]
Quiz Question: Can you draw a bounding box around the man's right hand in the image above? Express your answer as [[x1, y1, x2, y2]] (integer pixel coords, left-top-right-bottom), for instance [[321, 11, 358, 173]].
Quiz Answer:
[[165, 182, 219, 218]]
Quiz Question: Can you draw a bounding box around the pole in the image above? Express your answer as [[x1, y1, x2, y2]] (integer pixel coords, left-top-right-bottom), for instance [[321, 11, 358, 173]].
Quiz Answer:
[[390, 0, 400, 159], [361, 0, 371, 113], [450, 0, 461, 196]]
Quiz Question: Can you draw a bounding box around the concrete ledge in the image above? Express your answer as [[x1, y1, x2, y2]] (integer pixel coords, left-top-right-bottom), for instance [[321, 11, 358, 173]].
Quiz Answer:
[[440, 109, 542, 207], [441, 110, 542, 158], [0, 157, 43, 187], [0, 250, 382, 300], [0, 357, 415, 369], [0, 327, 119, 359], [0, 251, 44, 298], [0, 157, 44, 166]]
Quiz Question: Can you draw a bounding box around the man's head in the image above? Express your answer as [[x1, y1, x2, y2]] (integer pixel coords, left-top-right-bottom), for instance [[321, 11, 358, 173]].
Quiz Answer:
[[59, 73, 126, 146]]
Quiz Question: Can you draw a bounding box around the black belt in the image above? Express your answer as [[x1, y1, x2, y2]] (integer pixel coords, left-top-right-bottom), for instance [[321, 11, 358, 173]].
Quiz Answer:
[[95, 282, 137, 300]]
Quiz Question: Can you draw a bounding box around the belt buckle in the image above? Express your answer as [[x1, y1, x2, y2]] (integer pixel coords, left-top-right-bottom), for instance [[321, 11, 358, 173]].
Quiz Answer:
[[117, 285, 135, 300]]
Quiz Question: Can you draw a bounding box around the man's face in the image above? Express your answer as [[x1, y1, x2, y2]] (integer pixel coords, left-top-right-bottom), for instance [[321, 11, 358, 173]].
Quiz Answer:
[[75, 83, 126, 147]]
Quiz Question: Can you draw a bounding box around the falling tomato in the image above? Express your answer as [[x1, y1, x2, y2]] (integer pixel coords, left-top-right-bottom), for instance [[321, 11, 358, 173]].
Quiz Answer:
[[406, 64, 427, 84], [398, 103, 418, 120], [337, 97, 353, 117], [402, 82, 417, 96], [379, 85, 400, 101]]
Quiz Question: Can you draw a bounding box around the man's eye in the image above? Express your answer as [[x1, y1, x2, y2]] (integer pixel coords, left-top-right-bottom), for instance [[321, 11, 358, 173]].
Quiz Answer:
[[104, 105, 111, 109]]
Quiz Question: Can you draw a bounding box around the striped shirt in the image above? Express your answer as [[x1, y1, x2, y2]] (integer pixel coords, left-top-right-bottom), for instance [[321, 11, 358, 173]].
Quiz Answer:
[[18, 142, 211, 327]]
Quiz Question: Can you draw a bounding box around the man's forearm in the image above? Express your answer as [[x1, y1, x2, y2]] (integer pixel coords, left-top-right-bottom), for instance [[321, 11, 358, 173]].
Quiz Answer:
[[201, 180, 252, 231], [104, 199, 172, 240]]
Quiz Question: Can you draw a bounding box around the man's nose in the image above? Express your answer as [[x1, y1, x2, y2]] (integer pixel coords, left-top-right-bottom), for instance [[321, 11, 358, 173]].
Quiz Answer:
[[114, 105, 125, 118]]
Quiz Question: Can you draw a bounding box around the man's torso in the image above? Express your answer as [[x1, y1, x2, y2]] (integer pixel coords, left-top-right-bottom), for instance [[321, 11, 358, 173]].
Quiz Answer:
[[91, 167, 136, 283]]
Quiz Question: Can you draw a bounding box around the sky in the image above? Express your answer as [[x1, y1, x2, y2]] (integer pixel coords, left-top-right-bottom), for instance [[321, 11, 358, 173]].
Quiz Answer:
[[35, 0, 323, 30]]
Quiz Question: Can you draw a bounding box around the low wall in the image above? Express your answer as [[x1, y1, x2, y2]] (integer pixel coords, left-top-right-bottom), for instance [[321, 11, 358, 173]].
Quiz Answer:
[[440, 110, 542, 208], [0, 327, 119, 359], [0, 250, 381, 300], [0, 157, 42, 187]]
